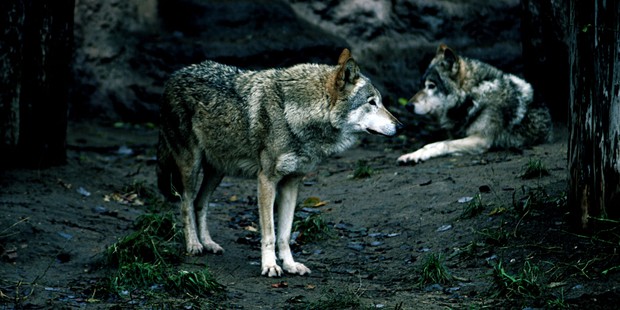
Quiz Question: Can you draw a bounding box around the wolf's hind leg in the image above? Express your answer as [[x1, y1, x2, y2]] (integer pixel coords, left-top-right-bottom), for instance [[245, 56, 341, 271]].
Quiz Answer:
[[179, 160, 204, 255], [276, 175, 310, 275], [195, 163, 224, 254]]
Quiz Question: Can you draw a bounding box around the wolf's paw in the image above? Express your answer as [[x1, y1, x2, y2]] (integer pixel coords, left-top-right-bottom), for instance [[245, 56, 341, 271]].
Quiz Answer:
[[397, 152, 424, 164], [261, 264, 283, 277], [283, 262, 311, 275], [186, 241, 204, 255], [202, 241, 224, 254]]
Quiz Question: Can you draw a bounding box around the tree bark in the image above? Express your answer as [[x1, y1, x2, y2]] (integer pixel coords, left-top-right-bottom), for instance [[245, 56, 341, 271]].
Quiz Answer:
[[567, 0, 620, 229], [0, 0, 74, 168]]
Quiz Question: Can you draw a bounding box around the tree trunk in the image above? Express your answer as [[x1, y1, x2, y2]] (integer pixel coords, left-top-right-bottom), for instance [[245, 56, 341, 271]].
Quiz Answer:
[[0, 0, 74, 168], [520, 0, 570, 123], [568, 0, 620, 229]]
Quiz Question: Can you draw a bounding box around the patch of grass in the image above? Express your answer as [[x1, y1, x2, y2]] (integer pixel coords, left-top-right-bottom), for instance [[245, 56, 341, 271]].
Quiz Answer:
[[519, 158, 550, 179], [460, 194, 485, 219], [418, 253, 452, 286], [105, 212, 223, 300], [546, 288, 569, 309], [513, 185, 562, 215], [352, 160, 373, 179], [477, 226, 510, 246], [106, 212, 180, 268], [293, 213, 333, 244], [490, 260, 544, 300]]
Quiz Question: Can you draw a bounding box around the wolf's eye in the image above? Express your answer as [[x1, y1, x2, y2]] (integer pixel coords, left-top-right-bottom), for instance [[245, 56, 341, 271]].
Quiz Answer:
[[369, 99, 377, 106], [426, 82, 436, 90]]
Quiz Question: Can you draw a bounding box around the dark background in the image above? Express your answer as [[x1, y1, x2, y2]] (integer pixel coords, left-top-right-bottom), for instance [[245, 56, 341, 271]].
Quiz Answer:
[[71, 0, 534, 124]]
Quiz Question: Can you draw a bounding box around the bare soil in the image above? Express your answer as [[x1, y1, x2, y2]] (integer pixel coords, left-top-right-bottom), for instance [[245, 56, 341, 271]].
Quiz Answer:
[[2, 122, 619, 309]]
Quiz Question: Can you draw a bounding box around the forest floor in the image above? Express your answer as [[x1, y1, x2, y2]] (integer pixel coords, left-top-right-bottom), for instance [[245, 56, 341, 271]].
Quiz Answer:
[[2, 121, 620, 309]]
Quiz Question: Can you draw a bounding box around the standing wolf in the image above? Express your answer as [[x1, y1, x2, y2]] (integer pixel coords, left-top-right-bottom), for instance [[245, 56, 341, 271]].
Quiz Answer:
[[158, 49, 402, 277], [398, 44, 551, 164]]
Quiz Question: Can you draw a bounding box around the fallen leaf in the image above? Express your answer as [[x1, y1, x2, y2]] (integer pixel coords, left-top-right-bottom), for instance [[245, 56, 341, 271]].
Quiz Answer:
[[488, 207, 507, 216], [302, 196, 328, 208], [271, 281, 288, 288], [57, 179, 72, 190]]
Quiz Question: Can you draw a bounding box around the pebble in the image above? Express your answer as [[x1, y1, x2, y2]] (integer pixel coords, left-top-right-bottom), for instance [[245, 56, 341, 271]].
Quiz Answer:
[[436, 224, 452, 232], [77, 187, 91, 197], [347, 243, 364, 251]]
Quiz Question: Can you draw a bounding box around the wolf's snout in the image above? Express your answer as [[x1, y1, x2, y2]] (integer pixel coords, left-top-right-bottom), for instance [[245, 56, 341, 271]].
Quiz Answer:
[[366, 112, 403, 137], [405, 101, 415, 114], [395, 119, 404, 134]]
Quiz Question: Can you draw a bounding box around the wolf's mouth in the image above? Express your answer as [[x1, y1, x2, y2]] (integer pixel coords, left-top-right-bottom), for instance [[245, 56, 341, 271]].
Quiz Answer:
[[366, 128, 391, 137]]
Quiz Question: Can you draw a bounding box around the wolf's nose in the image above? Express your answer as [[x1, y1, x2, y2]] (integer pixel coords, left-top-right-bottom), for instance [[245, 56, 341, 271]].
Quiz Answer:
[[405, 102, 415, 114], [395, 119, 405, 134]]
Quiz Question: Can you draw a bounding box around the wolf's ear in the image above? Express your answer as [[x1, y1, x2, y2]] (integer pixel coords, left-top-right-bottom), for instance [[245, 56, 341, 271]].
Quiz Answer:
[[436, 44, 459, 75], [335, 48, 360, 90]]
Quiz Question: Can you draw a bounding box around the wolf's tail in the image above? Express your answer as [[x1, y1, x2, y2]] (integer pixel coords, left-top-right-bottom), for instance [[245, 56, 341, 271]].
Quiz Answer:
[[156, 137, 182, 202]]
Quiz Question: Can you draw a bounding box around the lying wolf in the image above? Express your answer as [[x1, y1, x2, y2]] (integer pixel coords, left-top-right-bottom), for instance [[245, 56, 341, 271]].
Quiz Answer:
[[398, 44, 551, 164], [158, 49, 402, 277]]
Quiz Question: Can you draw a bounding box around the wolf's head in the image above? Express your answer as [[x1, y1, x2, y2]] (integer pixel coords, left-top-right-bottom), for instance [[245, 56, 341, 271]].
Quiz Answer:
[[406, 44, 466, 118], [328, 49, 402, 137]]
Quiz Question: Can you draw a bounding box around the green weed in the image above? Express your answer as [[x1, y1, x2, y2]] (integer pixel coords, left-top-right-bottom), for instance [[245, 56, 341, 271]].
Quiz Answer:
[[353, 160, 373, 179], [477, 226, 510, 246], [293, 213, 333, 244], [519, 159, 550, 179], [418, 253, 452, 286], [546, 288, 569, 309], [490, 260, 544, 300], [460, 194, 486, 219]]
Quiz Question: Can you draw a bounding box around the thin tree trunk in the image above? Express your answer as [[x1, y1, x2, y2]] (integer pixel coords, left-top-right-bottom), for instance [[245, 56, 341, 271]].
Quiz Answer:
[[520, 0, 570, 123], [568, 0, 620, 229], [0, 2, 25, 160], [0, 0, 74, 168]]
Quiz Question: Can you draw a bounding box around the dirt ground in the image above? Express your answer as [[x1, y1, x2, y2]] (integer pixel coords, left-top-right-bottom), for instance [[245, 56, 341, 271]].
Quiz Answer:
[[2, 121, 620, 309]]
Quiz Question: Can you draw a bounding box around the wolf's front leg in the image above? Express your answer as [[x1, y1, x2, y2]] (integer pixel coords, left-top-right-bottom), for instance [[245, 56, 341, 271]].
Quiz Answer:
[[398, 135, 491, 164], [257, 171, 282, 277], [276, 175, 311, 275]]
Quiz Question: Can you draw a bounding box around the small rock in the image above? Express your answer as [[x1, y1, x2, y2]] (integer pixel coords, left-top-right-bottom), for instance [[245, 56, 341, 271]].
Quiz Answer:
[[457, 197, 473, 203], [58, 232, 73, 240], [77, 187, 91, 197], [116, 145, 133, 156], [424, 283, 443, 292], [436, 224, 452, 232], [479, 185, 491, 193]]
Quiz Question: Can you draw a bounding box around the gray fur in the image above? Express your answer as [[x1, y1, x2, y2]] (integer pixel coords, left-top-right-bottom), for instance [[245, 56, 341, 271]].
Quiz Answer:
[[158, 49, 402, 277], [398, 44, 551, 164]]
